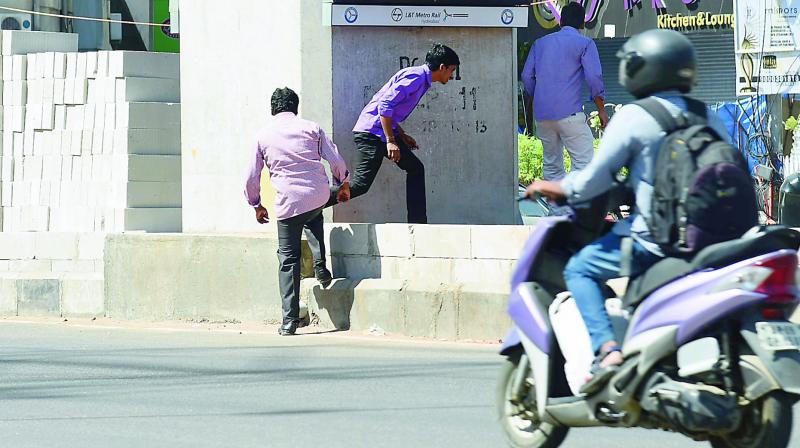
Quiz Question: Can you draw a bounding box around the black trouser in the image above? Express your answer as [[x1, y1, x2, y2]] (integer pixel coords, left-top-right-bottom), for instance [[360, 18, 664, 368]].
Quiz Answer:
[[276, 207, 326, 325], [327, 132, 427, 224]]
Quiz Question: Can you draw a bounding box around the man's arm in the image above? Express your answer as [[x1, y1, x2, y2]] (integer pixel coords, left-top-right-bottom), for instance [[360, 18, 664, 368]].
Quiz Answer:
[[521, 44, 536, 98], [582, 41, 608, 128], [377, 72, 425, 162], [244, 140, 269, 223], [560, 105, 638, 204], [318, 127, 352, 202], [380, 115, 402, 162]]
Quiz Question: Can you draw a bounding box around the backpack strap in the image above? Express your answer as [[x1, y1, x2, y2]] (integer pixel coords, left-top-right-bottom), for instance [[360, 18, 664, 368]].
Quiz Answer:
[[634, 96, 709, 132]]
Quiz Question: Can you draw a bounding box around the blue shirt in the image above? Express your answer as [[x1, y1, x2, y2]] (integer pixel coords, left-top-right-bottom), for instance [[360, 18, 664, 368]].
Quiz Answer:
[[560, 95, 731, 255], [353, 65, 433, 142], [521, 27, 605, 121]]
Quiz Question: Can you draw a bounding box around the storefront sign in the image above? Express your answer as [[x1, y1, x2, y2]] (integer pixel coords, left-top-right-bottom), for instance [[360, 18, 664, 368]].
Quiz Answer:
[[330, 4, 528, 27], [735, 0, 800, 95], [529, 0, 732, 38]]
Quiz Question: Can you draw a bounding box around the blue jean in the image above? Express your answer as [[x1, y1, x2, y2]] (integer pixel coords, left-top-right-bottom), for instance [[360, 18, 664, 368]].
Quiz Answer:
[[564, 232, 662, 353]]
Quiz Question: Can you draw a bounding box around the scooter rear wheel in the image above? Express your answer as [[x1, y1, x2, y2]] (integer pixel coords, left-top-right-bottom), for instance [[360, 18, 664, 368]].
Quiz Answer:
[[496, 354, 568, 448], [709, 391, 794, 448]]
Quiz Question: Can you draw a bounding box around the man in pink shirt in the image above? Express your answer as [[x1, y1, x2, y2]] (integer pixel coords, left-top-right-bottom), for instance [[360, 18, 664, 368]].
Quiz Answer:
[[245, 88, 351, 335]]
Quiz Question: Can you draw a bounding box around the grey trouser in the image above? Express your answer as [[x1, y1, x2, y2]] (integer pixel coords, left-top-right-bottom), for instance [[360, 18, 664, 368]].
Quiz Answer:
[[536, 112, 595, 181], [277, 207, 326, 325]]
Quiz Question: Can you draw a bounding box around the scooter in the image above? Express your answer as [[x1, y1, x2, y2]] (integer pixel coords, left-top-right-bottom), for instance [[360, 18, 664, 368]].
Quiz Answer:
[[498, 193, 800, 448]]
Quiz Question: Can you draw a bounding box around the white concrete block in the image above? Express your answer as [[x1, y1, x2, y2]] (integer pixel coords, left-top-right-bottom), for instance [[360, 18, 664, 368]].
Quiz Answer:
[[96, 51, 109, 78], [53, 52, 66, 79], [81, 130, 92, 155], [0, 232, 35, 259], [1, 207, 18, 232], [53, 78, 65, 105], [42, 79, 54, 103], [27, 79, 43, 104], [65, 53, 77, 78], [81, 155, 92, 181], [112, 154, 181, 182], [7, 106, 23, 132], [2, 31, 79, 55], [414, 225, 472, 258], [112, 128, 180, 155], [23, 128, 33, 155], [103, 102, 115, 129], [69, 130, 81, 156], [66, 105, 83, 130], [59, 130, 70, 155], [76, 52, 87, 79], [11, 181, 27, 206], [73, 78, 87, 104], [86, 52, 98, 78], [51, 129, 62, 155], [102, 128, 113, 155], [61, 277, 104, 317], [34, 232, 78, 259], [7, 80, 27, 106], [40, 104, 54, 131], [116, 102, 180, 130], [82, 104, 94, 130], [108, 51, 179, 79], [1, 130, 11, 157], [41, 52, 55, 78], [12, 131, 23, 158], [60, 155, 72, 181], [91, 129, 103, 155], [1, 181, 10, 206], [102, 77, 116, 104], [42, 155, 61, 181], [116, 78, 180, 103], [78, 233, 104, 259], [1, 56, 11, 80], [37, 181, 50, 206], [122, 208, 181, 232], [92, 103, 104, 129], [86, 79, 98, 104], [20, 206, 49, 232], [23, 156, 42, 181], [11, 55, 26, 81], [63, 76, 74, 104], [54, 105, 65, 130], [471, 226, 534, 259], [52, 260, 95, 273], [48, 180, 59, 206], [0, 157, 11, 181], [372, 224, 414, 257], [25, 53, 37, 80], [33, 130, 46, 154], [12, 156, 22, 181]]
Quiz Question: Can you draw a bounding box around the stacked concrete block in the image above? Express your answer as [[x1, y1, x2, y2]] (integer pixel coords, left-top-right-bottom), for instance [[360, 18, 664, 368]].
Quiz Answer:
[[0, 33, 181, 234]]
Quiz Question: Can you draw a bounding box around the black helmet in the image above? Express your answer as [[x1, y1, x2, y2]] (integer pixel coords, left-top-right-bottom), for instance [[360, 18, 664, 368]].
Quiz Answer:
[[617, 29, 697, 99]]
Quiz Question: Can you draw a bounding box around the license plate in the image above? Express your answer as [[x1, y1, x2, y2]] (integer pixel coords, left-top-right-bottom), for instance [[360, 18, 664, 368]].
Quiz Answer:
[[756, 322, 800, 351]]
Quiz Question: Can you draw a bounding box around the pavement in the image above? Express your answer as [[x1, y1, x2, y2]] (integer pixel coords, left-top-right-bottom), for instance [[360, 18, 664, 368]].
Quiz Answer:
[[0, 318, 798, 448]]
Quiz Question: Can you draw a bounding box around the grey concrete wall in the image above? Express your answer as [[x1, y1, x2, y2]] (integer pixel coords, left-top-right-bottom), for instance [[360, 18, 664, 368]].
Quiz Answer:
[[330, 27, 518, 224], [180, 0, 303, 232]]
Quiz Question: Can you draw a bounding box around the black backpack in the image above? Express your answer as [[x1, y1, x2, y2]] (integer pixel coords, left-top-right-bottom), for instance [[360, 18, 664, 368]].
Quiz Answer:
[[635, 96, 758, 256]]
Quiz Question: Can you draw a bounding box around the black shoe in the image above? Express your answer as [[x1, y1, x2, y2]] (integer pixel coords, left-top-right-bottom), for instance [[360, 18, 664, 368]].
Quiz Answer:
[[315, 268, 333, 288], [279, 321, 298, 336]]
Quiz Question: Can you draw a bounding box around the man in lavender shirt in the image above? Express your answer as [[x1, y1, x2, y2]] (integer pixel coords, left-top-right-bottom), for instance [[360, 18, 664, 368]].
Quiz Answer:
[[327, 43, 460, 224], [245, 88, 351, 336], [522, 3, 608, 182]]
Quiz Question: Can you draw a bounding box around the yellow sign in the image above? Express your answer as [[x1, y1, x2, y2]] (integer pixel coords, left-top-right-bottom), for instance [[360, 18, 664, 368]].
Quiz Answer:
[[657, 12, 735, 30]]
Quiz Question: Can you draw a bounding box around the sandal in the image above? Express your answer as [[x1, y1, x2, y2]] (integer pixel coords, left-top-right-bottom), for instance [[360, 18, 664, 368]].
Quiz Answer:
[[579, 345, 623, 395]]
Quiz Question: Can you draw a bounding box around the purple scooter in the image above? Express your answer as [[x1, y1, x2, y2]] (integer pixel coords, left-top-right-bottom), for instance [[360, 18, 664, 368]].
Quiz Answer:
[[498, 194, 800, 448]]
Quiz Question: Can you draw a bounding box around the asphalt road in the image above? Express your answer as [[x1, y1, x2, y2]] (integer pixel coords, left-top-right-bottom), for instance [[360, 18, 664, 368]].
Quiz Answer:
[[0, 321, 797, 448]]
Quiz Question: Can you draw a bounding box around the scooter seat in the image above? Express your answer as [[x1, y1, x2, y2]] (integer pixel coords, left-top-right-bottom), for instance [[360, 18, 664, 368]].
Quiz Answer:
[[623, 226, 800, 307]]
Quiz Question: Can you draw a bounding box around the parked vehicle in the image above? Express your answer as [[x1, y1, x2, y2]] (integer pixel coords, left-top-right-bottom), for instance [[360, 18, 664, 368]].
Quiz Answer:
[[498, 192, 800, 448]]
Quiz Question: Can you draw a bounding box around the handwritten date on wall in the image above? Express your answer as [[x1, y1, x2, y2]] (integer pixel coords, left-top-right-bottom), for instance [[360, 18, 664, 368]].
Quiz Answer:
[[358, 55, 489, 135]]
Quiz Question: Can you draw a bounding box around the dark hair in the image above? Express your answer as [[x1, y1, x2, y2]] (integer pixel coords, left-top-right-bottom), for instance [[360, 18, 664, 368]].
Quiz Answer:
[[560, 2, 586, 29], [271, 87, 299, 115], [425, 43, 460, 70]]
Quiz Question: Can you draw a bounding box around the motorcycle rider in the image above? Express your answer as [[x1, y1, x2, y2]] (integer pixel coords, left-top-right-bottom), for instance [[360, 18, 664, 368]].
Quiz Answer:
[[526, 29, 731, 391]]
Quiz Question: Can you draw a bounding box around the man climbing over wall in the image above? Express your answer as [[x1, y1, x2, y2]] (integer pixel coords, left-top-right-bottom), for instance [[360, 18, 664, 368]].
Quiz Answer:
[[326, 43, 460, 224]]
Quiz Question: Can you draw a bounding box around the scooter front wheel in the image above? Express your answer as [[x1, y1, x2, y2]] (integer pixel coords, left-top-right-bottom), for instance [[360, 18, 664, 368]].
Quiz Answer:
[[496, 354, 568, 448]]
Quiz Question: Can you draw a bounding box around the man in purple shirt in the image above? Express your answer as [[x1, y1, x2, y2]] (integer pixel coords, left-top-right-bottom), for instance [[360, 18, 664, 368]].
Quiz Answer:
[[245, 88, 351, 336], [521, 3, 608, 181], [327, 43, 460, 224]]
